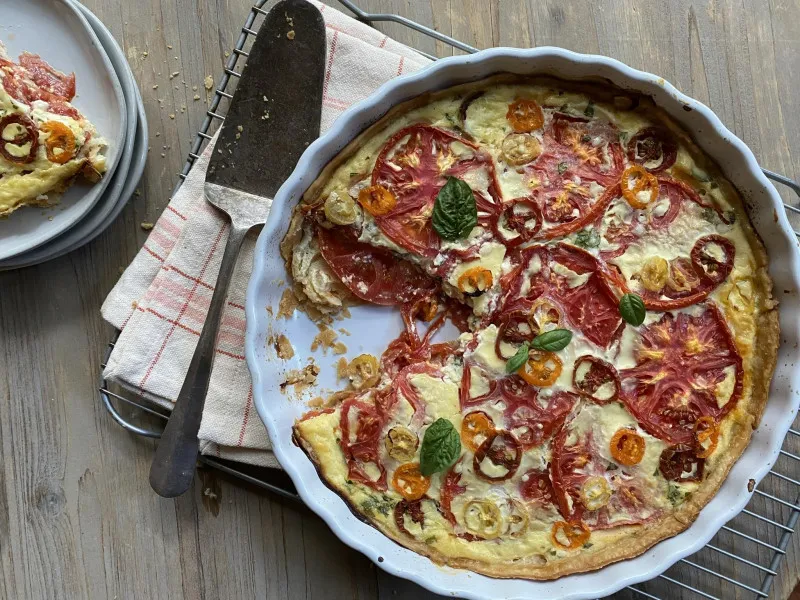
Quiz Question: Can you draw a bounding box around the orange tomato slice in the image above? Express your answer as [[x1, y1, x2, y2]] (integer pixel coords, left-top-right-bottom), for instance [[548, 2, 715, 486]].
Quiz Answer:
[[457, 267, 493, 296], [551, 520, 591, 550], [694, 416, 719, 458], [411, 296, 439, 322], [620, 165, 659, 209], [40, 121, 76, 164], [609, 428, 646, 466], [461, 411, 496, 452], [358, 184, 397, 216], [506, 98, 544, 133], [392, 463, 431, 500], [518, 350, 562, 387]]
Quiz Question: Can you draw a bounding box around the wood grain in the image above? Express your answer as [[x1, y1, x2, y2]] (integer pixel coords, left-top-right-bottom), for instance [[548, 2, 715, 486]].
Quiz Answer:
[[1, 0, 799, 598]]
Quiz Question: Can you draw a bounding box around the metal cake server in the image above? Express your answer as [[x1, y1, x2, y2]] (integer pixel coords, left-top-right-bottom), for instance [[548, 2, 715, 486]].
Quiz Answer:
[[149, 0, 325, 497]]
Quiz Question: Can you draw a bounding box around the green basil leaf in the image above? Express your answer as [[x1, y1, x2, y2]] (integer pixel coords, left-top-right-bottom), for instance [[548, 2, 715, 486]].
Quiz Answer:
[[431, 177, 477, 241], [530, 329, 572, 352], [505, 342, 530, 373], [584, 101, 595, 117], [419, 418, 461, 476], [619, 293, 646, 326], [557, 161, 568, 175], [573, 228, 600, 249]]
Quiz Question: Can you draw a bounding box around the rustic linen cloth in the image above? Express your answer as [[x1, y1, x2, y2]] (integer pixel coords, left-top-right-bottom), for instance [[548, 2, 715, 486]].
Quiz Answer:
[[101, 1, 430, 467]]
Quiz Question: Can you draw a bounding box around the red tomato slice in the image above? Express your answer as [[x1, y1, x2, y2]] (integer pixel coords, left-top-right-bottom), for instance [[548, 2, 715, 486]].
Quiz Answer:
[[520, 469, 558, 506], [627, 126, 677, 173], [619, 303, 743, 445], [316, 225, 437, 306], [549, 113, 625, 186], [500, 378, 577, 448], [46, 100, 81, 120], [550, 422, 663, 529], [459, 361, 499, 409], [371, 124, 502, 258], [561, 272, 625, 348], [339, 398, 387, 491], [19, 53, 76, 100], [439, 460, 467, 526], [394, 362, 441, 426]]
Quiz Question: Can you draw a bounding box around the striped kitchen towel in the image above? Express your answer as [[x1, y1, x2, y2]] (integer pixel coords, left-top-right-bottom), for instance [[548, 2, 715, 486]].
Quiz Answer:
[[101, 1, 430, 467]]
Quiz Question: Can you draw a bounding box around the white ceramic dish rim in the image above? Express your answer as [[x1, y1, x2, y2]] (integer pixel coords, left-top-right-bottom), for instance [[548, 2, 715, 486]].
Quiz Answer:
[[0, 0, 127, 261], [245, 47, 800, 599], [0, 0, 148, 270]]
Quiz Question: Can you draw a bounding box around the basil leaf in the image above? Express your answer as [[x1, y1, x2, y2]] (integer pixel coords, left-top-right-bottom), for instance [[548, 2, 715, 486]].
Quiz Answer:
[[584, 101, 595, 117], [531, 329, 572, 352], [557, 162, 568, 175], [420, 418, 461, 476], [432, 177, 477, 241], [573, 228, 600, 249], [505, 342, 530, 373], [619, 293, 646, 326]]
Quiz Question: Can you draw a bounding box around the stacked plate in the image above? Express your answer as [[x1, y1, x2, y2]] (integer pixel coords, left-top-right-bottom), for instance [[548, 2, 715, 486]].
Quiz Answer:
[[0, 0, 147, 270]]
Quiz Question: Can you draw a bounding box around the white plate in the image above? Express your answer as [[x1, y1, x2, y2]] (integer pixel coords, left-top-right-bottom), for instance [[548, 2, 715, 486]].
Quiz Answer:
[[245, 48, 800, 600], [0, 1, 147, 270], [0, 0, 126, 261]]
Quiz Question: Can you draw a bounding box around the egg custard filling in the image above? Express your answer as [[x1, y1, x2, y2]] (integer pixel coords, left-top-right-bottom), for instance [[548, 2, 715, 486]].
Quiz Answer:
[[282, 75, 777, 580], [0, 45, 107, 217]]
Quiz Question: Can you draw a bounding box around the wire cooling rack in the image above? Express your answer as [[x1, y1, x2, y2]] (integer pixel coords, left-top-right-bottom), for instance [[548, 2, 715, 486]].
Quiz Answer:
[[101, 1, 800, 598]]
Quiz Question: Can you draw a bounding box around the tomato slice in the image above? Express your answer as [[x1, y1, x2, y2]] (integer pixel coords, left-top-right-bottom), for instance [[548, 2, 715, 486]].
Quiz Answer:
[[0, 114, 39, 164], [627, 126, 677, 173], [609, 428, 646, 466], [572, 355, 621, 403], [549, 113, 625, 186], [392, 462, 431, 500], [380, 303, 449, 378], [691, 234, 736, 286], [394, 499, 426, 537], [551, 521, 591, 550], [560, 272, 625, 348], [317, 225, 437, 306], [462, 411, 496, 452], [659, 445, 705, 482], [491, 197, 542, 247], [439, 460, 467, 526], [518, 350, 562, 387], [40, 121, 77, 164], [18, 53, 76, 100], [520, 469, 558, 506], [501, 378, 577, 448], [339, 398, 388, 491], [459, 361, 499, 409], [473, 431, 523, 482], [694, 416, 720, 458], [507, 98, 545, 132], [620, 303, 743, 445], [371, 124, 501, 257]]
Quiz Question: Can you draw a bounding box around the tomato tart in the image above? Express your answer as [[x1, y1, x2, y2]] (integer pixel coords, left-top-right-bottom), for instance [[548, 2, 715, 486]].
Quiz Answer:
[[0, 45, 106, 217], [282, 75, 778, 579]]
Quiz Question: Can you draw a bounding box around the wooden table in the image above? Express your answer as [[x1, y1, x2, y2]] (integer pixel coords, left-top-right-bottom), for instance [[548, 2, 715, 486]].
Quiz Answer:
[[2, 1, 799, 598]]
